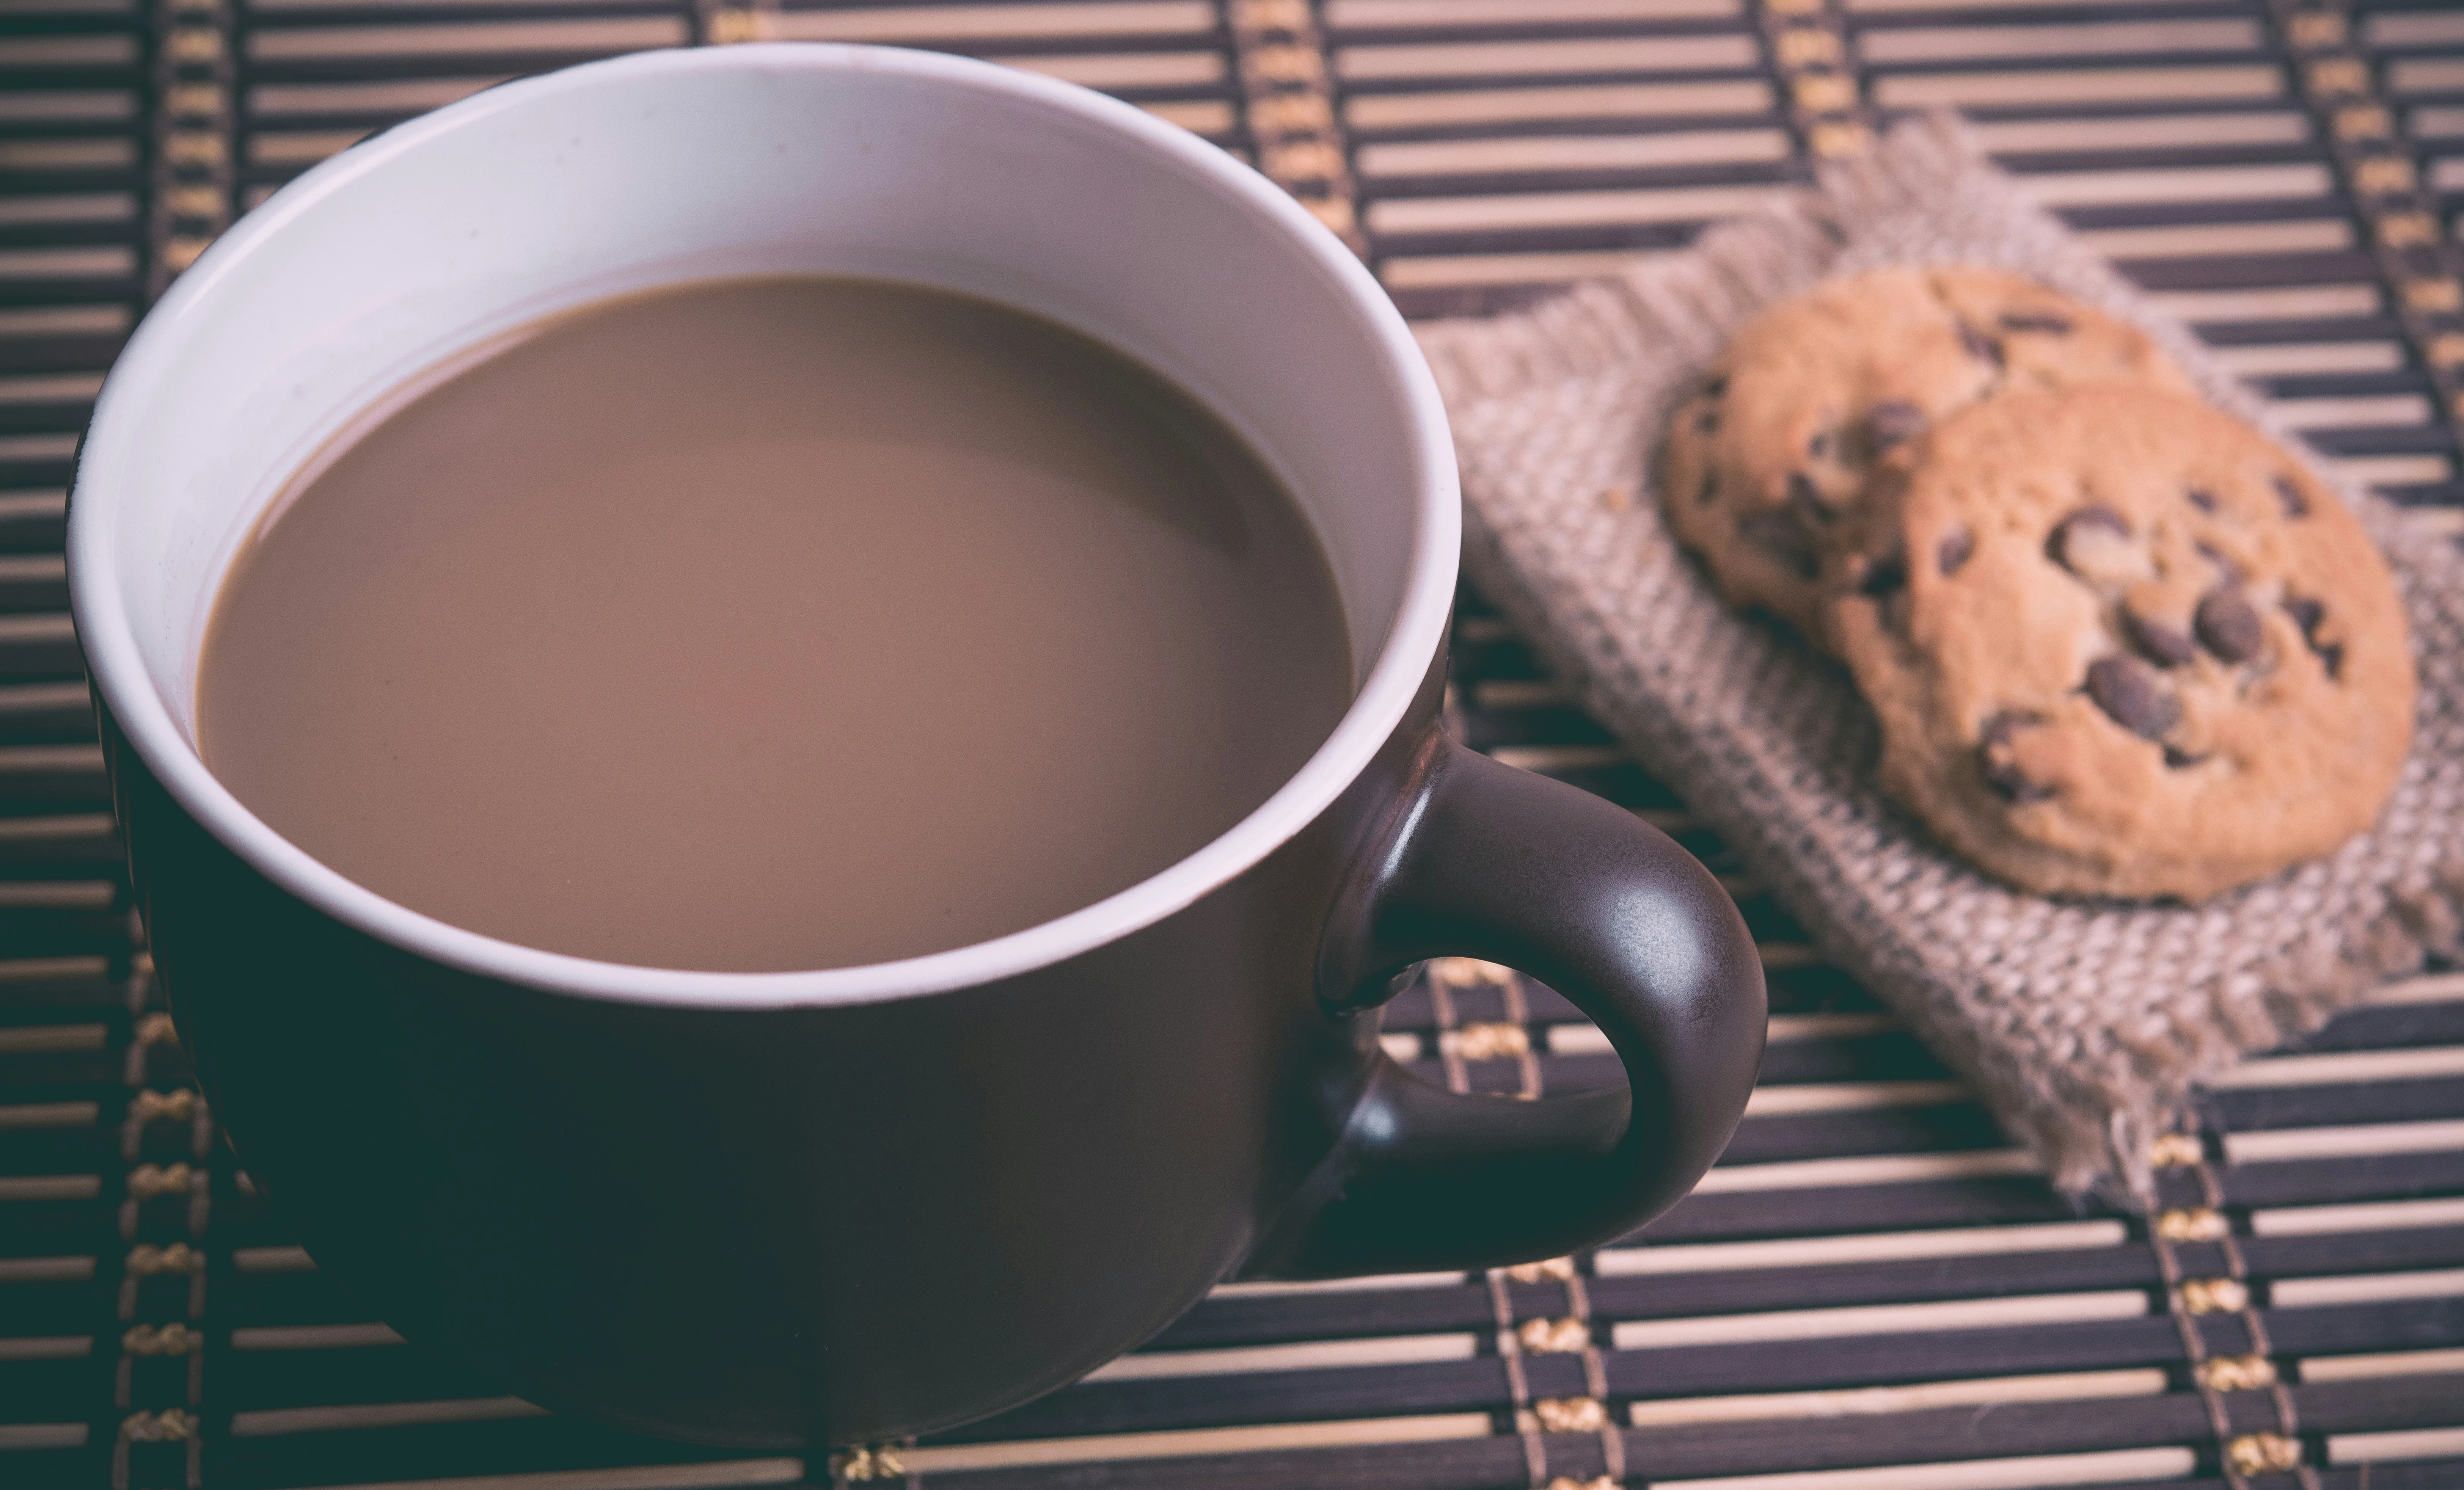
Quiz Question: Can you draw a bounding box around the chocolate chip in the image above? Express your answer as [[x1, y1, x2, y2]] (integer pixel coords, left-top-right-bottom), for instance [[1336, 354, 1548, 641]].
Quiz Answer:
[[2193, 588, 2263, 663], [1858, 547, 1908, 597], [2047, 505, 2132, 576], [1702, 373, 1727, 399], [1979, 712, 2055, 803], [2086, 656, 2180, 739], [1695, 406, 1720, 436], [2283, 595, 2325, 638], [2284, 596, 2340, 676], [1937, 527, 1974, 575], [1737, 505, 1819, 579], [1808, 430, 1833, 461], [1865, 400, 1925, 453], [2123, 607, 2198, 668], [2163, 746, 2207, 770], [2186, 487, 2217, 513], [1697, 470, 1718, 506], [1959, 323, 2004, 367], [1787, 470, 1825, 514], [2273, 473, 2308, 518], [1999, 311, 2074, 334]]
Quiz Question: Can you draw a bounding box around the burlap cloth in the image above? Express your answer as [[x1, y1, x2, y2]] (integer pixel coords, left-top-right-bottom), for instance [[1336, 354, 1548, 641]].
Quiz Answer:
[[1414, 114, 2464, 1201]]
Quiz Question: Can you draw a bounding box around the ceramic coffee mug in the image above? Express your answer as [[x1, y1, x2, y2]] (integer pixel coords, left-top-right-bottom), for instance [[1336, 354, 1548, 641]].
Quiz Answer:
[[70, 44, 1766, 1449]]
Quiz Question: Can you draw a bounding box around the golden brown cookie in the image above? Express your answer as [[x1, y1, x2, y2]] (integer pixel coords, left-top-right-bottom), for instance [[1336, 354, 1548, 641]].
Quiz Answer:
[[1823, 386, 2415, 902], [1659, 267, 2191, 643]]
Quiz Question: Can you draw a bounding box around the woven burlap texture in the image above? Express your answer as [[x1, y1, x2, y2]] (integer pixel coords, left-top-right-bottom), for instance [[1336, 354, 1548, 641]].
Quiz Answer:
[[1414, 114, 2464, 1201]]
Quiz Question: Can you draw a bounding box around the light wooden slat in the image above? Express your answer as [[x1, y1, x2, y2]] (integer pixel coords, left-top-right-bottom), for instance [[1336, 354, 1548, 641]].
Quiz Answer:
[[250, 77, 509, 116], [0, 1176, 101, 1201], [1383, 249, 1659, 289], [2389, 60, 2464, 96], [2015, 163, 2332, 207], [901, 1414, 1497, 1474], [1330, 0, 1740, 23], [247, 17, 686, 62], [2215, 1047, 2464, 1090], [2225, 1118, 2464, 1165], [0, 140, 139, 171], [0, 373, 103, 402], [997, 51, 1224, 87], [2336, 455, 2452, 487], [1596, 1220, 2128, 1277], [1210, 1270, 1465, 1300], [2365, 13, 2464, 49], [1143, 99, 1237, 133], [230, 1323, 407, 1350], [2327, 1428, 2464, 1466], [0, 305, 128, 337], [1626, 1369, 2167, 1427], [1088, 1333, 1480, 1381], [0, 1023, 105, 1054], [2078, 219, 2349, 259], [1874, 66, 2279, 108], [1740, 1082, 1969, 1116], [233, 1245, 317, 1272], [0, 1336, 90, 1360], [2365, 973, 2464, 1007], [1653, 1448, 2196, 1490], [293, 1468, 803, 1490], [1611, 1290, 2147, 1350], [232, 1398, 548, 1438], [0, 34, 140, 65], [0, 91, 133, 122], [1967, 111, 2306, 153], [737, 3, 1212, 42], [0, 1425, 88, 1451], [0, 957, 109, 982], [2272, 394, 2434, 431], [1859, 19, 2257, 64], [0, 1093, 106, 1128], [1367, 183, 1776, 234], [2271, 1268, 2464, 1310], [1694, 1150, 2040, 1195], [0, 246, 136, 279], [2413, 106, 2464, 140], [249, 130, 372, 167], [0, 194, 133, 227], [2210, 342, 2399, 378], [1358, 127, 1790, 178], [2140, 285, 2380, 322], [0, 882, 113, 910], [1347, 79, 1773, 129], [1338, 34, 1762, 82], [0, 1256, 93, 1282], [2299, 1349, 2464, 1383]]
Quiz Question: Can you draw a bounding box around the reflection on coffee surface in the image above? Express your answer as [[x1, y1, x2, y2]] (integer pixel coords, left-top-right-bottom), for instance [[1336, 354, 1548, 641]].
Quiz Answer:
[[198, 276, 1353, 971]]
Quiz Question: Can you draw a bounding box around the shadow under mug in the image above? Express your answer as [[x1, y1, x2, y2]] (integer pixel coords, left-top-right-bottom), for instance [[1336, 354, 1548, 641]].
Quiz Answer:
[[69, 44, 1768, 1449]]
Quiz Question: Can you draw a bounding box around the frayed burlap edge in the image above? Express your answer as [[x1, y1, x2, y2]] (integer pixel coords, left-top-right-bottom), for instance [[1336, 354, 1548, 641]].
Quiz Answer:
[[1414, 113, 2464, 1202]]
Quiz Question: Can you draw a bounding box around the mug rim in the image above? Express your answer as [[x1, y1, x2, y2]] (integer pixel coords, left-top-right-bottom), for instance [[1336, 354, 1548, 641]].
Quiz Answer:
[[69, 42, 1461, 1010]]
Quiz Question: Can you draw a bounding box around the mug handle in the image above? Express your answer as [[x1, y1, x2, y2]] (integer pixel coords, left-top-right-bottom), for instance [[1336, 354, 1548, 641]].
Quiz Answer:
[[1249, 734, 1767, 1278]]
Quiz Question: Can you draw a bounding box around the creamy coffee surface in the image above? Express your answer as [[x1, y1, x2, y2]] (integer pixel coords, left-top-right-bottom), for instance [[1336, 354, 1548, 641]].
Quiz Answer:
[[199, 276, 1352, 971]]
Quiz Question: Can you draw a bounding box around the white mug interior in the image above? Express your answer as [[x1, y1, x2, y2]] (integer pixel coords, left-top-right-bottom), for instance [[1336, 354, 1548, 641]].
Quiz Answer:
[[69, 43, 1459, 1006]]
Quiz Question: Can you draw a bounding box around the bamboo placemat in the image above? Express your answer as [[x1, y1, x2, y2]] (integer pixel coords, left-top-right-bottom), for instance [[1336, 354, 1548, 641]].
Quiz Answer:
[[4, 2, 2463, 1488]]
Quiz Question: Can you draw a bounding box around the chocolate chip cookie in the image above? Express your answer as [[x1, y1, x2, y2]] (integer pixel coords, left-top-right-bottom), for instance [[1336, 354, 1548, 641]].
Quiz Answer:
[[1824, 386, 2415, 901], [1659, 267, 2191, 643]]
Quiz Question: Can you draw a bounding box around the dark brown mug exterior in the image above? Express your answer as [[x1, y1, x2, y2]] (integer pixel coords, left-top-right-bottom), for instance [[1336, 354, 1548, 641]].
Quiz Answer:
[[99, 639, 1766, 1451]]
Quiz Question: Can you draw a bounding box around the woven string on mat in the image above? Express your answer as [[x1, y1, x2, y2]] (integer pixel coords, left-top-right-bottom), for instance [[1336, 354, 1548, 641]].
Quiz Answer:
[[1413, 111, 2464, 1203]]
